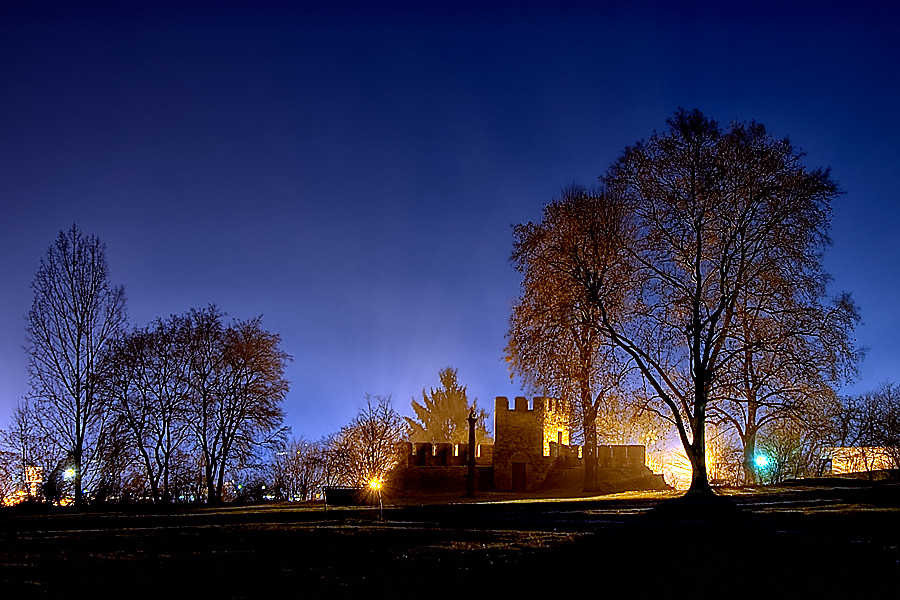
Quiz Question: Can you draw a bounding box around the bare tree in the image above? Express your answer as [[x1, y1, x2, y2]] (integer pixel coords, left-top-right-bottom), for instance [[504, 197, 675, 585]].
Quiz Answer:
[[406, 367, 490, 445], [512, 111, 846, 497], [26, 225, 127, 505], [328, 395, 406, 487], [183, 307, 290, 504], [835, 383, 900, 472], [103, 317, 194, 503], [271, 437, 327, 501], [596, 110, 844, 495], [0, 400, 54, 502], [755, 414, 836, 483], [709, 267, 860, 483]]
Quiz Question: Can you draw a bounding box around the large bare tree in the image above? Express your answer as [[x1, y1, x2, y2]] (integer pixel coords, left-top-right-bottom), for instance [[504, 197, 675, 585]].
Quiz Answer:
[[600, 110, 844, 496], [26, 225, 127, 505], [510, 110, 847, 497]]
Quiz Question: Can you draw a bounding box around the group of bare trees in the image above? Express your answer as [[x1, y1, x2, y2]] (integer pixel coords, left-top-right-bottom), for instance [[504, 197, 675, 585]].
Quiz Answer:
[[507, 110, 863, 493], [2, 225, 290, 505], [831, 382, 900, 471], [100, 306, 289, 504], [4, 238, 477, 505], [4, 111, 881, 505]]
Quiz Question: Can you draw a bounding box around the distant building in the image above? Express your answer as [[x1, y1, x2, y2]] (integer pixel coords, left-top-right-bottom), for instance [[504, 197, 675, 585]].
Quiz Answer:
[[826, 447, 899, 474]]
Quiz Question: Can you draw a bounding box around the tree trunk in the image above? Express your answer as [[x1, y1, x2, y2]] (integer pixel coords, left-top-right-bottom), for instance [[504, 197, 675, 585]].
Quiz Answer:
[[685, 399, 713, 496], [742, 397, 759, 484], [73, 411, 86, 506], [205, 462, 218, 505], [742, 429, 758, 485], [581, 385, 601, 492], [686, 444, 713, 496], [73, 446, 85, 507], [583, 421, 601, 492]]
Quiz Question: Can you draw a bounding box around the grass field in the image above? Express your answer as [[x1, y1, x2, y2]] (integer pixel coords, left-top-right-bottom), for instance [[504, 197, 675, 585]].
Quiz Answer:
[[2, 480, 898, 597]]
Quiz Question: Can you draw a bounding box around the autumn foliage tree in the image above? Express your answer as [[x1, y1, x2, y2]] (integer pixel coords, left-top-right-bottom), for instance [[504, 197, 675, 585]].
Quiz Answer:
[[182, 307, 289, 504], [507, 188, 633, 491]]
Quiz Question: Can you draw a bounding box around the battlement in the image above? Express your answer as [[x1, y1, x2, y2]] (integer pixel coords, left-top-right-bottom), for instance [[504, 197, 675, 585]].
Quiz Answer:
[[396, 441, 493, 468], [494, 395, 567, 413], [494, 396, 569, 458], [389, 395, 663, 495]]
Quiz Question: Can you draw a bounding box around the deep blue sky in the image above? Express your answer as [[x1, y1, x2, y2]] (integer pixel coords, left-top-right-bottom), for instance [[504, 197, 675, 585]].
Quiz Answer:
[[2, 2, 898, 441]]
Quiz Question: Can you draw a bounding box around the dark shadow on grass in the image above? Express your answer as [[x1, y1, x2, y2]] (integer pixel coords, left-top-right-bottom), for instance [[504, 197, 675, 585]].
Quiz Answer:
[[644, 488, 744, 520]]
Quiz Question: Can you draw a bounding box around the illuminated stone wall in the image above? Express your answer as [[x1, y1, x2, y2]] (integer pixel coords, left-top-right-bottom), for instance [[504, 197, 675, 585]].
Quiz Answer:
[[396, 442, 493, 467], [541, 397, 570, 456], [828, 446, 898, 474], [391, 397, 659, 495], [492, 396, 560, 492]]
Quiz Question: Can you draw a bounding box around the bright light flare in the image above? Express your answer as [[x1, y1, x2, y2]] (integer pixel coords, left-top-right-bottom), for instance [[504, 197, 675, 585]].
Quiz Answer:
[[755, 455, 769, 468], [369, 478, 382, 491], [63, 468, 76, 480]]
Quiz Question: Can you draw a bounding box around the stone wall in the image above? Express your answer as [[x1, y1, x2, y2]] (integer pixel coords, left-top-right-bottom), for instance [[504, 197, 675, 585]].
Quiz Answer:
[[390, 396, 661, 495], [492, 396, 562, 492], [396, 442, 493, 468]]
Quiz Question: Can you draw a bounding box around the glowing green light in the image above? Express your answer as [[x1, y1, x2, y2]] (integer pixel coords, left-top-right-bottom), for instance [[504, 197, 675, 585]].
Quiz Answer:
[[755, 455, 769, 468]]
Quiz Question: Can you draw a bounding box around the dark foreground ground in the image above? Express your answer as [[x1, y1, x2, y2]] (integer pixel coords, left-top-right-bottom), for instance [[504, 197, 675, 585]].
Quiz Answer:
[[2, 480, 899, 597]]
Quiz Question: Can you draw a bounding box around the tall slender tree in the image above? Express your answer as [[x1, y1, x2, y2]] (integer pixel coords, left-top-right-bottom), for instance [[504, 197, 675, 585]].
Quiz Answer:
[[26, 225, 127, 505]]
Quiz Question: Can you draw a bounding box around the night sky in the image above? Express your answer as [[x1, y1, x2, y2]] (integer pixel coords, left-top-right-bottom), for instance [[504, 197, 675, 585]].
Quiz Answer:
[[2, 2, 898, 442]]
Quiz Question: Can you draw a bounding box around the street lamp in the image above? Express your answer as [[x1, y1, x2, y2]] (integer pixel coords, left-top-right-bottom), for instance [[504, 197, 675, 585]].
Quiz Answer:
[[754, 454, 770, 484], [369, 478, 383, 519]]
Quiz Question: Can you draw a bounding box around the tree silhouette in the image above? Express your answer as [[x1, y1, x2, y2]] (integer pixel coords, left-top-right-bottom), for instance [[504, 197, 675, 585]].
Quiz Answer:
[[511, 110, 849, 496], [182, 307, 290, 504], [603, 110, 846, 495], [406, 368, 490, 445], [329, 394, 407, 486], [26, 225, 127, 505]]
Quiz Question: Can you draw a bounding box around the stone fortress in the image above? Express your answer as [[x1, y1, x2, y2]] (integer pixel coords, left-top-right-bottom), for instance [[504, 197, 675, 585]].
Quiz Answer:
[[390, 396, 669, 495]]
